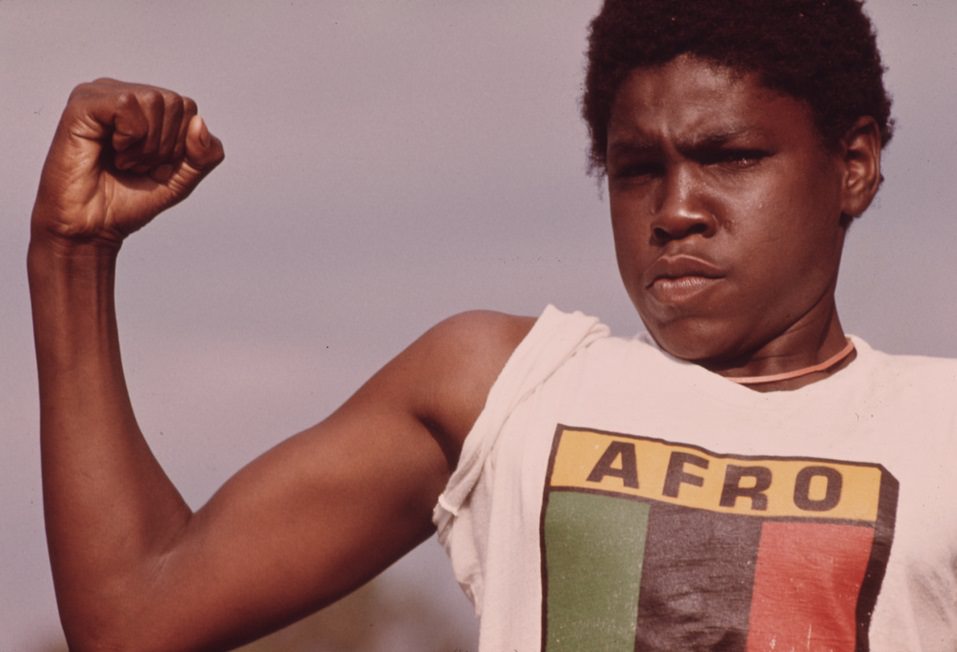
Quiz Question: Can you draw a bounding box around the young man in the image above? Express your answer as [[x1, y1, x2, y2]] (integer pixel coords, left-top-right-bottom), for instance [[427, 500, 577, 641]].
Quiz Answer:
[[28, 1, 955, 651]]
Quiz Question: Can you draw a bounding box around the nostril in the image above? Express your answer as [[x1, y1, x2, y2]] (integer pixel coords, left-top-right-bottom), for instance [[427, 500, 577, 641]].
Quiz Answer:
[[652, 218, 712, 244], [652, 226, 671, 244], [652, 221, 709, 244]]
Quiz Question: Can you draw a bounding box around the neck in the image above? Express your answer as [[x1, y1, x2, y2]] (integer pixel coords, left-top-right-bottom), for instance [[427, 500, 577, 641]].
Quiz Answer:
[[727, 338, 855, 387], [708, 305, 853, 392]]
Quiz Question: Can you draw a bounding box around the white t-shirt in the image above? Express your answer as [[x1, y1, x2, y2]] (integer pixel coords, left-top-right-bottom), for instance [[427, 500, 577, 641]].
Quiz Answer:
[[434, 305, 957, 651]]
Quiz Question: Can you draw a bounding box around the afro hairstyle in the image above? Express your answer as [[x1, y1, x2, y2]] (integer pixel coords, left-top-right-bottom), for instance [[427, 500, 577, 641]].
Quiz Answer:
[[582, 0, 894, 175]]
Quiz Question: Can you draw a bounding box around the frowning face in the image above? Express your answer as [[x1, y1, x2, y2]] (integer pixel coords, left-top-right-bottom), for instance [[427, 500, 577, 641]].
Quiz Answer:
[[607, 55, 854, 367]]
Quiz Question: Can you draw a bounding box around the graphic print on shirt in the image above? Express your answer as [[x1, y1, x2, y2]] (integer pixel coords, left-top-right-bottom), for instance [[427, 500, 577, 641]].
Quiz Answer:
[[539, 425, 899, 652]]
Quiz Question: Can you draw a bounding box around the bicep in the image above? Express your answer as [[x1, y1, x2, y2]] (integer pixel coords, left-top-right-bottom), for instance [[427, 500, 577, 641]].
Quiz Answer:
[[156, 399, 446, 649], [139, 311, 531, 650]]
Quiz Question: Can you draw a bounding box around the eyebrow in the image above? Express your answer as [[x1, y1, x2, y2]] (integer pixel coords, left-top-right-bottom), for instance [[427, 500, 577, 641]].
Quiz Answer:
[[608, 126, 765, 158]]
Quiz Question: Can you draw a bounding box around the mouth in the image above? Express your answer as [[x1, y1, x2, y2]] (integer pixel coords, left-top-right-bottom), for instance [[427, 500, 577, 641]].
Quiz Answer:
[[644, 255, 724, 304]]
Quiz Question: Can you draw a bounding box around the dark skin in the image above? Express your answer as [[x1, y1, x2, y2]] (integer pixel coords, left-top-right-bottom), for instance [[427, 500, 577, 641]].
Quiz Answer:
[[29, 59, 881, 649], [607, 55, 881, 388], [29, 79, 533, 650]]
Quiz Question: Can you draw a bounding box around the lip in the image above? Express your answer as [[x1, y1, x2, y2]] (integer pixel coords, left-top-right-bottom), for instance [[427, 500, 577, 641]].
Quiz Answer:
[[644, 255, 725, 303]]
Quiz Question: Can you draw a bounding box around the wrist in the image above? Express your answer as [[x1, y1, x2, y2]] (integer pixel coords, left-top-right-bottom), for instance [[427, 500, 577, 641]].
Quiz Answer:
[[29, 227, 122, 261], [28, 234, 120, 287], [30, 195, 126, 259]]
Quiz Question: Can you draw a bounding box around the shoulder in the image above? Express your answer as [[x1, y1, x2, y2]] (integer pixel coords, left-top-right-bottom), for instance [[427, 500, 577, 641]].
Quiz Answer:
[[421, 310, 537, 368], [863, 342, 957, 380], [375, 307, 612, 462], [414, 310, 536, 440], [853, 341, 957, 406], [368, 311, 535, 463]]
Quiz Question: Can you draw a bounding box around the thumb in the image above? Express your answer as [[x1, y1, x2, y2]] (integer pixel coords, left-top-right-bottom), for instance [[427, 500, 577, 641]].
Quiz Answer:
[[184, 114, 225, 172]]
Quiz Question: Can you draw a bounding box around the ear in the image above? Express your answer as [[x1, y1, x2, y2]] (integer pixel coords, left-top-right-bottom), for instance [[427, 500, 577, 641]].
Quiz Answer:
[[838, 116, 882, 220]]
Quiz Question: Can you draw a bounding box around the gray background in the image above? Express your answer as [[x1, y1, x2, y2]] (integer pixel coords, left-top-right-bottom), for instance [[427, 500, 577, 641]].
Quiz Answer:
[[2, 1, 955, 649]]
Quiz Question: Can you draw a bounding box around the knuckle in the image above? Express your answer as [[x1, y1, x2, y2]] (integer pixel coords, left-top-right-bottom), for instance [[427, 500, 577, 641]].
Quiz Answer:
[[182, 97, 198, 116], [115, 91, 137, 109], [165, 96, 185, 119], [68, 81, 96, 101], [141, 89, 164, 109]]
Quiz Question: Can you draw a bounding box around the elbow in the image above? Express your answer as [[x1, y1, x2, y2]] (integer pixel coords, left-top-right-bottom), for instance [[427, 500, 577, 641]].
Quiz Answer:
[[62, 617, 155, 652], [60, 609, 187, 652], [61, 611, 235, 652], [64, 631, 192, 652]]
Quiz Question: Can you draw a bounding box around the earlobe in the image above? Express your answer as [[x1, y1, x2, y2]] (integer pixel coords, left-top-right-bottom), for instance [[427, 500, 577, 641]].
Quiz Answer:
[[839, 116, 882, 219]]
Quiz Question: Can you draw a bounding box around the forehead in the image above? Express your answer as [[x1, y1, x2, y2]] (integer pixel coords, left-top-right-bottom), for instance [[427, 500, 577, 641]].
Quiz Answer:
[[607, 55, 817, 148]]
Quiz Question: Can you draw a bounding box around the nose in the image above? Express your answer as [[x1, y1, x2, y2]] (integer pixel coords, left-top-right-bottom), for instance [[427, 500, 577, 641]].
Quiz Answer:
[[650, 165, 717, 244]]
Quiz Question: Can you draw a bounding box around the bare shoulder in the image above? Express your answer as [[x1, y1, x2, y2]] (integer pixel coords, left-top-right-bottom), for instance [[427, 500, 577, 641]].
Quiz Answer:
[[406, 310, 536, 455], [421, 310, 536, 372]]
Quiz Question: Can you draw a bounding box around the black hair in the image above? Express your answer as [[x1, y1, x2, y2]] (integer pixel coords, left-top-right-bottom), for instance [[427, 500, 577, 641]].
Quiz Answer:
[[583, 0, 893, 174]]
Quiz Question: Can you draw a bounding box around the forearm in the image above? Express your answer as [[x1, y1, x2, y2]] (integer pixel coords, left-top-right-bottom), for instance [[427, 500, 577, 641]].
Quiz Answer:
[[28, 237, 191, 637]]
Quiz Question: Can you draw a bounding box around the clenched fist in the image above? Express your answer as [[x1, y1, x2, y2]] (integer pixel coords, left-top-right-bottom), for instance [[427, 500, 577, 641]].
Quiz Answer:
[[32, 78, 224, 249]]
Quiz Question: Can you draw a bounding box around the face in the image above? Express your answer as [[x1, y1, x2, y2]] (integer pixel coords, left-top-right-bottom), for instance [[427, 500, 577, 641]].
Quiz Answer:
[[607, 55, 851, 366]]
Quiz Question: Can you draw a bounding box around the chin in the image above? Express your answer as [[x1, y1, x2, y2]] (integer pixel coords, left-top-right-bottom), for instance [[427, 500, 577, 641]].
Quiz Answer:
[[642, 317, 745, 365]]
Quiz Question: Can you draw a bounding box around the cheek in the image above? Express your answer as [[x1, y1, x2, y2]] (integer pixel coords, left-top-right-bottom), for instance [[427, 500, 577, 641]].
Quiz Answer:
[[775, 156, 845, 230], [734, 209, 843, 316], [736, 168, 841, 253], [610, 208, 649, 286]]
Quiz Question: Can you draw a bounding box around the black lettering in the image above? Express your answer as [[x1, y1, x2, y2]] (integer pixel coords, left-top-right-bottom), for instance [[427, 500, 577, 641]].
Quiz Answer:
[[586, 441, 639, 488], [662, 452, 708, 498], [720, 465, 772, 511], [794, 466, 843, 512]]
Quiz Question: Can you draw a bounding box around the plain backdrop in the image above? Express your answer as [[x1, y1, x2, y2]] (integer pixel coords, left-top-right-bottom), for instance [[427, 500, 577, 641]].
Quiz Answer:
[[2, 1, 956, 649]]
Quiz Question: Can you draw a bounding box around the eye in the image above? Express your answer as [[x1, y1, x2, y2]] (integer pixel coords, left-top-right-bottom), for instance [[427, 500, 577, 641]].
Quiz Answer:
[[702, 148, 768, 169], [609, 161, 664, 181]]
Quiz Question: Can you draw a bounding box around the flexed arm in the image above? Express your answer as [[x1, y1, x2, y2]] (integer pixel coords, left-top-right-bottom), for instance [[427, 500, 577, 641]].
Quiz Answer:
[[28, 79, 225, 645], [29, 80, 532, 650]]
